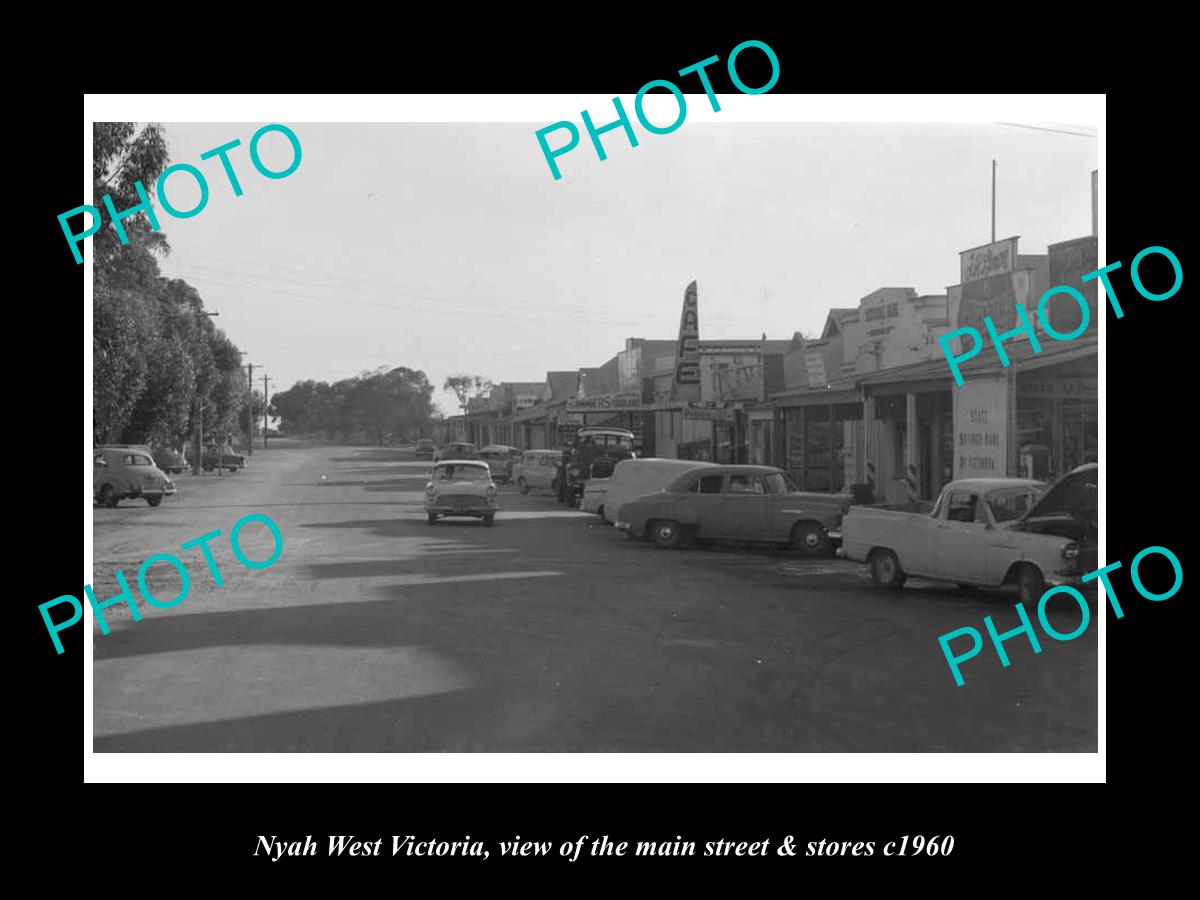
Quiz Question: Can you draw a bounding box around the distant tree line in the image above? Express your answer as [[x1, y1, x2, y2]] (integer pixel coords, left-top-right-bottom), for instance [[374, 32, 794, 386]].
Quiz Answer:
[[92, 122, 255, 448], [268, 367, 437, 444]]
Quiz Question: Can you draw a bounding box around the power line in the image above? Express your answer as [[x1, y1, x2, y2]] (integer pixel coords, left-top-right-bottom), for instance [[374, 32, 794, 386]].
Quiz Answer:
[[994, 122, 1098, 139]]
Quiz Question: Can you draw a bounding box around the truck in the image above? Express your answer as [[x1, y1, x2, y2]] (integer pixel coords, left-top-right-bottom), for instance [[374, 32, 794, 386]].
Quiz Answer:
[[556, 425, 636, 507]]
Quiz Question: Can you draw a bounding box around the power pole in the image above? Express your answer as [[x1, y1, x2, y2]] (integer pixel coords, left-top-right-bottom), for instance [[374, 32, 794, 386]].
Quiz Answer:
[[245, 362, 255, 456], [263, 373, 270, 449], [991, 159, 997, 243], [193, 310, 220, 475]]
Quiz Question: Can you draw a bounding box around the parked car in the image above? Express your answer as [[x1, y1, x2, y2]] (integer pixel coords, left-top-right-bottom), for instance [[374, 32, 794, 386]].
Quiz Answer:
[[838, 473, 1095, 603], [512, 449, 565, 494], [580, 456, 622, 516], [559, 426, 636, 505], [94, 447, 177, 508], [434, 441, 479, 462], [414, 438, 436, 460], [152, 446, 187, 474], [201, 443, 245, 472], [424, 460, 498, 526], [602, 458, 708, 525], [615, 464, 852, 556], [479, 444, 521, 483]]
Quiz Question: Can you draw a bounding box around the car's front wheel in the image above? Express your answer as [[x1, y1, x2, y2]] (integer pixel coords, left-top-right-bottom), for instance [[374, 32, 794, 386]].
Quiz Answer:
[[517, 477, 529, 494], [147, 496, 163, 507], [483, 514, 495, 527], [99, 484, 118, 508], [427, 513, 438, 525], [869, 549, 906, 590], [1014, 564, 1047, 605], [650, 519, 682, 550]]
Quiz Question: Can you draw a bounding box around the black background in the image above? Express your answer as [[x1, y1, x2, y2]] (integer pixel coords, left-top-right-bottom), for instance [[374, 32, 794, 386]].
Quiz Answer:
[[20, 20, 1187, 887]]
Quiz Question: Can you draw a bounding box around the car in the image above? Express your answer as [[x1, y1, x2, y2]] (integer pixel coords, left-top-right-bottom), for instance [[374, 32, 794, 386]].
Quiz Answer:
[[152, 446, 188, 474], [615, 464, 853, 556], [559, 426, 636, 505], [424, 460, 498, 526], [512, 449, 565, 494], [479, 444, 521, 483], [838, 472, 1095, 603], [414, 438, 436, 460], [94, 447, 177, 508], [434, 441, 479, 463], [580, 456, 621, 516], [201, 443, 245, 472], [602, 458, 709, 525]]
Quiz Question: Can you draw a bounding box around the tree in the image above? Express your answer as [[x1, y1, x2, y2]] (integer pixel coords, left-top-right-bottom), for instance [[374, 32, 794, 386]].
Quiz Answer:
[[92, 123, 171, 280]]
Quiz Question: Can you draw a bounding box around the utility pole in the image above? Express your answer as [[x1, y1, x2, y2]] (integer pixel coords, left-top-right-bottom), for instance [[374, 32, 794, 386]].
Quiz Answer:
[[991, 159, 997, 243], [245, 362, 258, 456], [263, 373, 271, 449], [192, 311, 220, 476]]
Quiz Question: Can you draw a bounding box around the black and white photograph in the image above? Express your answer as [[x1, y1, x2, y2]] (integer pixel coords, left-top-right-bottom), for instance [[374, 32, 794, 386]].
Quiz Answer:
[[80, 95, 1105, 777]]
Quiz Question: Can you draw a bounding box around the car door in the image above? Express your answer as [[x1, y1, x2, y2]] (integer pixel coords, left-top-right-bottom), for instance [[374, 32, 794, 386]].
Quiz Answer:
[[689, 473, 728, 538], [934, 490, 990, 583], [718, 473, 769, 540]]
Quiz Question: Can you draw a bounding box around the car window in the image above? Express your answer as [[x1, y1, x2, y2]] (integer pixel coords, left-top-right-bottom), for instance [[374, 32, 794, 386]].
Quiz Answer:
[[436, 465, 488, 482], [987, 489, 1043, 523], [725, 474, 762, 494], [698, 475, 724, 494], [762, 472, 792, 494], [946, 492, 979, 523], [94, 453, 107, 467]]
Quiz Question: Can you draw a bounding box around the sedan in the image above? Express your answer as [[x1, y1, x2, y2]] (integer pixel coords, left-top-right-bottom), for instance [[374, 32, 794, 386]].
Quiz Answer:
[[616, 464, 852, 556], [425, 460, 498, 526]]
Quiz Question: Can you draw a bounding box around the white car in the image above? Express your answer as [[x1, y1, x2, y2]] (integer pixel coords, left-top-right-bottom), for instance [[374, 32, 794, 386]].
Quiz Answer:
[[425, 460, 498, 526]]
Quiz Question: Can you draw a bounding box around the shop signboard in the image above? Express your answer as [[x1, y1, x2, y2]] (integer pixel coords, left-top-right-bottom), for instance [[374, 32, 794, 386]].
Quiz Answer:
[[961, 236, 1018, 284], [565, 395, 646, 412], [805, 352, 828, 388], [953, 376, 1008, 479], [672, 280, 701, 401], [683, 404, 734, 422], [1018, 377, 1098, 401], [1047, 236, 1099, 338]]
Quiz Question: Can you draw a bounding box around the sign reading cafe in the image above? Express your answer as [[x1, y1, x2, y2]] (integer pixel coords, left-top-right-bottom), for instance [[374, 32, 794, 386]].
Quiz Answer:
[[672, 280, 701, 403]]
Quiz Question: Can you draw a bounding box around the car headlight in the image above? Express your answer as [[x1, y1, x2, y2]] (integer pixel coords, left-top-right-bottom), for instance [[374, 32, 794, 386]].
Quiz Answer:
[[486, 484, 497, 497], [1062, 542, 1080, 560]]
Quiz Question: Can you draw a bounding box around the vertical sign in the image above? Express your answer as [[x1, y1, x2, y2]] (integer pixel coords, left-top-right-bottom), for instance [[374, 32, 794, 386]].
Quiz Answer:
[[672, 280, 701, 402], [953, 376, 1008, 479]]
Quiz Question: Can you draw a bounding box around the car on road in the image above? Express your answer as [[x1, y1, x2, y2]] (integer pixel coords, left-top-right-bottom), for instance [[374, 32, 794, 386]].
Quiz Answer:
[[479, 444, 521, 483], [559, 426, 636, 505], [425, 460, 498, 526], [152, 446, 188, 474], [94, 447, 177, 508], [615, 464, 852, 556], [838, 473, 1094, 603], [201, 443, 246, 472], [434, 441, 479, 463], [602, 458, 708, 525], [414, 438, 436, 460], [512, 449, 564, 494]]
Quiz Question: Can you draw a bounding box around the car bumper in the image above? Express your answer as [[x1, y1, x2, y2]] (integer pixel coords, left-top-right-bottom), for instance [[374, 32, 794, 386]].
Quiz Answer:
[[1046, 571, 1086, 588], [427, 506, 494, 515]]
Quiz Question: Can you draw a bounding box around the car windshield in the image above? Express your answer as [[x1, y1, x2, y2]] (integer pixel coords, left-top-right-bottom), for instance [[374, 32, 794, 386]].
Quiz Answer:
[[987, 487, 1047, 522], [435, 465, 488, 482]]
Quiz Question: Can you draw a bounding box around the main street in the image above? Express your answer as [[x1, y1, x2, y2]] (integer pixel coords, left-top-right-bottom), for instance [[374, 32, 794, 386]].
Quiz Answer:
[[92, 441, 1097, 752]]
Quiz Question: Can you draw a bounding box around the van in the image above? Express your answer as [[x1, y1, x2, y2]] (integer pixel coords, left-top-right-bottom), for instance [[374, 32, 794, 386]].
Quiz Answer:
[[602, 458, 709, 525]]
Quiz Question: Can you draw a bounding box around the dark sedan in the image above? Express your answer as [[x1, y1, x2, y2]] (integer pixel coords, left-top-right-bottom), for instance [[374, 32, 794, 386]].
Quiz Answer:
[[615, 464, 852, 557]]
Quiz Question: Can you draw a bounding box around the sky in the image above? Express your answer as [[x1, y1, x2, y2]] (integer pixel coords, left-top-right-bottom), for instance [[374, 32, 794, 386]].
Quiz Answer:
[[154, 120, 1097, 416]]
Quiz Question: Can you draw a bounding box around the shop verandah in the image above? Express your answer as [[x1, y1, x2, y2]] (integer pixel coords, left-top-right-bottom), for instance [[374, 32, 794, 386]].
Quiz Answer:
[[763, 338, 1097, 505]]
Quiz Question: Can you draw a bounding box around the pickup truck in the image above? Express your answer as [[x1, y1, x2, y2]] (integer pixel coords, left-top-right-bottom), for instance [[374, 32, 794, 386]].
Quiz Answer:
[[840, 465, 1097, 604]]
